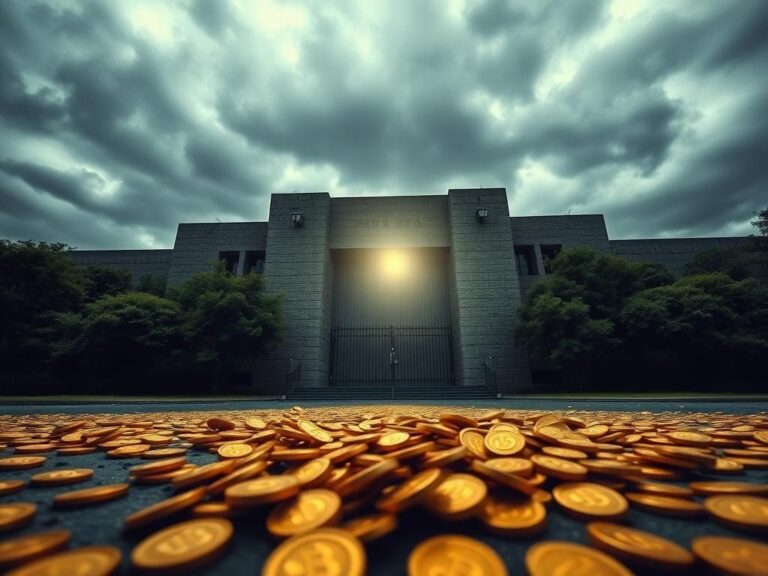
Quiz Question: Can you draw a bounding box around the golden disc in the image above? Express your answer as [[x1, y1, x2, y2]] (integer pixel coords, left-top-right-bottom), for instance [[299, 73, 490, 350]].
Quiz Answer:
[[587, 521, 694, 569], [0, 456, 46, 470], [484, 457, 533, 478], [333, 458, 398, 498], [531, 454, 588, 481], [0, 503, 37, 532], [552, 482, 628, 521], [291, 457, 333, 488], [625, 492, 705, 517], [129, 456, 187, 477], [217, 443, 253, 459], [245, 417, 267, 431], [542, 446, 588, 460], [480, 494, 546, 536], [376, 468, 443, 513], [6, 546, 121, 576], [690, 481, 768, 496], [225, 474, 300, 507], [30, 468, 93, 487], [470, 459, 538, 495], [377, 431, 410, 450], [0, 480, 27, 496], [171, 459, 237, 490], [262, 528, 365, 576], [692, 536, 768, 576], [206, 460, 267, 496], [124, 486, 206, 530], [132, 518, 232, 571], [408, 535, 508, 576], [267, 489, 341, 537], [459, 429, 488, 459], [342, 513, 397, 543], [423, 473, 487, 520], [631, 482, 693, 498], [53, 483, 129, 509], [526, 540, 633, 576], [0, 529, 71, 570], [298, 420, 334, 444], [667, 431, 712, 446], [484, 426, 525, 456], [704, 494, 768, 532]]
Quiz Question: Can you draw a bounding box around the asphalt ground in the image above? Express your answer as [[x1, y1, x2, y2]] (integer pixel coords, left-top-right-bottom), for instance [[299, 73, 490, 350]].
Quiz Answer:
[[0, 399, 766, 575]]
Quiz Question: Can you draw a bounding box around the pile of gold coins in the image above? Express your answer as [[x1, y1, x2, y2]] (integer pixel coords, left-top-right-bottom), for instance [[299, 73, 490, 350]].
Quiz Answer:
[[0, 405, 767, 575]]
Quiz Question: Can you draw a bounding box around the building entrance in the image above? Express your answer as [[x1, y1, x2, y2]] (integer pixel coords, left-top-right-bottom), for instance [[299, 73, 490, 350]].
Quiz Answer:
[[329, 248, 453, 388]]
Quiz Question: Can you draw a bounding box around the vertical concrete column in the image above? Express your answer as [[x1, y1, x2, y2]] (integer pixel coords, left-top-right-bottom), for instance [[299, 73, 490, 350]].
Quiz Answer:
[[533, 244, 545, 276], [448, 189, 532, 392], [262, 193, 333, 390], [236, 250, 246, 277]]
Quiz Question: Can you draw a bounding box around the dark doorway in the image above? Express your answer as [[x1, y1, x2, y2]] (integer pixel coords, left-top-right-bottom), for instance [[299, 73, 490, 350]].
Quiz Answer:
[[329, 248, 453, 388]]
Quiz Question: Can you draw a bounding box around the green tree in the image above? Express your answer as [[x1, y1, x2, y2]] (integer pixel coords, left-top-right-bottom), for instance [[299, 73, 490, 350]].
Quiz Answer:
[[136, 274, 167, 297], [52, 292, 181, 391], [683, 247, 753, 280], [168, 262, 282, 390], [82, 265, 132, 302], [0, 240, 85, 377]]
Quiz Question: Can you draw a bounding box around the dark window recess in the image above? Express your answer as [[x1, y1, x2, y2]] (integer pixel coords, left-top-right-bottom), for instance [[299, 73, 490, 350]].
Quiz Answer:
[[514, 245, 538, 276], [219, 251, 240, 275], [540, 244, 562, 274], [243, 251, 266, 274]]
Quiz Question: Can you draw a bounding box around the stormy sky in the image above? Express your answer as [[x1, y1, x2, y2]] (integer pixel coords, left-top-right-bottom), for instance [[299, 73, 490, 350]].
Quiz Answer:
[[0, 1, 766, 249]]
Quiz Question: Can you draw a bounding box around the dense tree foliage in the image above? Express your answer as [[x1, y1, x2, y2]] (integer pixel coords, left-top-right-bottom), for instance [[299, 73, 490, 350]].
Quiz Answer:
[[518, 247, 767, 389], [683, 247, 756, 280], [0, 241, 282, 393]]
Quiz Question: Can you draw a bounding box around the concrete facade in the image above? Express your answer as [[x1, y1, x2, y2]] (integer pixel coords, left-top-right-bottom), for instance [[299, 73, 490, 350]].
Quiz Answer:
[[69, 190, 754, 393]]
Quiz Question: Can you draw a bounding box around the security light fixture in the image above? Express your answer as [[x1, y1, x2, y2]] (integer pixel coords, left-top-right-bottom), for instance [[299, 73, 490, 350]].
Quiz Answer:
[[476, 207, 489, 222], [291, 212, 304, 227]]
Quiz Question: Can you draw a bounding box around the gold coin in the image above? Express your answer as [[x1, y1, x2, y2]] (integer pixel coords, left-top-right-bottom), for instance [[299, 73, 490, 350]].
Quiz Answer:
[[552, 482, 628, 521], [225, 474, 300, 507], [0, 529, 71, 570], [423, 473, 487, 520], [0, 503, 36, 532], [207, 417, 236, 431], [667, 431, 712, 446], [291, 457, 333, 488], [30, 468, 93, 487], [124, 486, 206, 530], [271, 448, 323, 461], [625, 492, 705, 517], [217, 443, 253, 459], [14, 443, 57, 454], [459, 429, 488, 459], [0, 456, 46, 470], [480, 494, 546, 536], [587, 521, 694, 569], [484, 457, 533, 478], [129, 456, 187, 477], [342, 513, 397, 543], [419, 446, 467, 468], [704, 494, 768, 532], [262, 528, 365, 576], [53, 483, 129, 508], [471, 460, 539, 496], [132, 518, 232, 571], [690, 481, 768, 496], [190, 502, 246, 519], [0, 480, 27, 496], [484, 426, 525, 456], [206, 460, 267, 496], [531, 454, 588, 481], [693, 536, 768, 576], [267, 489, 341, 537], [107, 444, 150, 458], [526, 541, 632, 576], [171, 459, 237, 490], [377, 431, 410, 450], [631, 482, 693, 498], [333, 458, 398, 498], [141, 448, 188, 459], [245, 417, 267, 431], [376, 468, 443, 513], [754, 431, 768, 445], [298, 420, 334, 444], [408, 534, 508, 576], [542, 446, 588, 460], [6, 546, 121, 576]]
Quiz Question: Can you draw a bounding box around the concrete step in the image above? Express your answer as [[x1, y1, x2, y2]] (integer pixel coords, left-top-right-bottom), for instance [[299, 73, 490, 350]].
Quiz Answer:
[[287, 386, 497, 401]]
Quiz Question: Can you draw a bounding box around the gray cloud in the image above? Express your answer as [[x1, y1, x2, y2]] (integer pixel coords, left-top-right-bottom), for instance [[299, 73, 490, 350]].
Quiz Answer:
[[0, 0, 766, 249]]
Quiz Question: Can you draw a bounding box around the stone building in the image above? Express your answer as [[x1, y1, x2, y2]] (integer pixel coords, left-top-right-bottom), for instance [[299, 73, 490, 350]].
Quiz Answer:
[[70, 189, 753, 397]]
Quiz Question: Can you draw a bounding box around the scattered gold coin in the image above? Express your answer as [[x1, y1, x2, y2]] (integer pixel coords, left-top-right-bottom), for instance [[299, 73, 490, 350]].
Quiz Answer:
[[408, 534, 508, 576], [692, 535, 768, 576], [30, 468, 93, 487], [553, 483, 628, 521], [704, 494, 768, 533], [587, 521, 694, 570], [6, 546, 121, 576], [0, 503, 37, 532], [0, 529, 71, 570], [53, 483, 129, 509], [526, 540, 633, 576], [261, 528, 365, 576], [266, 489, 341, 537], [0, 479, 27, 496]]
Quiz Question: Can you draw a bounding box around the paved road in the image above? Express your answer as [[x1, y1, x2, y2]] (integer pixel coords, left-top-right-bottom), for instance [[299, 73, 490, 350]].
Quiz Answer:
[[2, 397, 767, 415], [0, 399, 766, 575]]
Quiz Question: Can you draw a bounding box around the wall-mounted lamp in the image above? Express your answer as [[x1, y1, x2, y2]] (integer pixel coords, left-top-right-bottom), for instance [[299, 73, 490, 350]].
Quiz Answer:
[[290, 213, 305, 227], [475, 207, 489, 222]]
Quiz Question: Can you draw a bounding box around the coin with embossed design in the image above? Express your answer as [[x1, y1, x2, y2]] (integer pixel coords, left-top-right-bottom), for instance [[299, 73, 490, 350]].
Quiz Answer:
[[132, 518, 232, 571], [408, 535, 508, 576], [526, 541, 633, 576], [262, 528, 365, 576], [267, 489, 341, 537], [704, 494, 768, 532], [553, 482, 628, 521], [692, 536, 768, 576], [587, 521, 694, 570]]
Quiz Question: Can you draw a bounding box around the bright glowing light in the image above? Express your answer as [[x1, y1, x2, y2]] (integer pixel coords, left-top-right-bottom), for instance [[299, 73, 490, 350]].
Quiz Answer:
[[380, 250, 410, 281]]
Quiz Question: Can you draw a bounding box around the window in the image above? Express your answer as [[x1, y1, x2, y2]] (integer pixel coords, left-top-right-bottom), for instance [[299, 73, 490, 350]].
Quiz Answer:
[[243, 251, 266, 275], [219, 251, 240, 275], [514, 245, 538, 275], [540, 244, 562, 274]]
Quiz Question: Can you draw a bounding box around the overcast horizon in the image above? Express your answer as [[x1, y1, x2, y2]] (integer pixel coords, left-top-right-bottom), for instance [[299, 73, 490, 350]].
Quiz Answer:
[[0, 0, 766, 249]]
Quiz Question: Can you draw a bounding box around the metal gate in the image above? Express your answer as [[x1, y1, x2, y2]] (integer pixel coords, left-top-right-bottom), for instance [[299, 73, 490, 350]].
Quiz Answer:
[[329, 325, 454, 388]]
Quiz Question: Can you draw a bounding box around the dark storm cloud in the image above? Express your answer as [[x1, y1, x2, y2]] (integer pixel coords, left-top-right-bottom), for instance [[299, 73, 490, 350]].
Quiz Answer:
[[0, 0, 766, 248]]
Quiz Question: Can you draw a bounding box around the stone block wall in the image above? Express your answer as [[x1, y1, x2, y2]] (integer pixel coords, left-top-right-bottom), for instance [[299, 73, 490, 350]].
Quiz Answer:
[[448, 188, 531, 392], [69, 249, 172, 283], [262, 193, 333, 389]]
